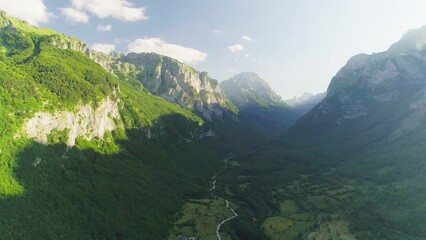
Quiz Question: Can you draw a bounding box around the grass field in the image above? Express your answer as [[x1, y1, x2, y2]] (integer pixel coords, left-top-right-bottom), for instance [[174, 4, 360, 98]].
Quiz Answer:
[[280, 200, 298, 214], [307, 221, 356, 240], [289, 212, 315, 221], [306, 195, 329, 210], [262, 216, 315, 240], [262, 217, 294, 234], [261, 175, 357, 239], [229, 160, 240, 167], [168, 198, 233, 240]]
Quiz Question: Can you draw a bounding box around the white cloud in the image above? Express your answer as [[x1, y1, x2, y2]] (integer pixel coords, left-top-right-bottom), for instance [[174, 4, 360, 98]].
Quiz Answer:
[[242, 35, 253, 41], [92, 44, 116, 54], [97, 24, 112, 31], [71, 0, 148, 21], [228, 44, 244, 52], [212, 29, 222, 35], [0, 0, 51, 26], [128, 38, 207, 64], [61, 8, 89, 24], [244, 53, 250, 58]]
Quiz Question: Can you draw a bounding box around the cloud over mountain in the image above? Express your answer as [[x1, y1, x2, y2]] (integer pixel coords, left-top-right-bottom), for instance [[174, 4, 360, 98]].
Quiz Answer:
[[128, 38, 208, 64], [92, 43, 116, 54], [0, 0, 51, 26]]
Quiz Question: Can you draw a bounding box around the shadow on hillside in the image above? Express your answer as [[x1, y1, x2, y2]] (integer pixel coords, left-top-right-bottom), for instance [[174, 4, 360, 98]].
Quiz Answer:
[[0, 113, 222, 240]]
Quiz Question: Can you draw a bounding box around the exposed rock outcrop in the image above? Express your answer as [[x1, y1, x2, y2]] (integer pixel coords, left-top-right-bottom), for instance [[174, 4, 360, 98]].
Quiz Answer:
[[90, 51, 236, 120], [25, 93, 121, 147], [0, 11, 11, 27], [48, 35, 91, 57]]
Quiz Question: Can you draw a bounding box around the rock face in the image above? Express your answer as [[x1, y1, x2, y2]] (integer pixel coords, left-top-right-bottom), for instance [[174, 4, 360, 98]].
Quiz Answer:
[[221, 72, 298, 134], [47, 35, 91, 56], [0, 11, 10, 26], [291, 25, 426, 147], [91, 51, 236, 120], [25, 93, 121, 147], [221, 72, 283, 107], [285, 92, 326, 116]]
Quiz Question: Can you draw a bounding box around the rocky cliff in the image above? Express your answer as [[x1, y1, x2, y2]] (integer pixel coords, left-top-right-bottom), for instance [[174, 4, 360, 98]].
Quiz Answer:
[[290, 25, 426, 148], [25, 92, 121, 147], [91, 51, 236, 120]]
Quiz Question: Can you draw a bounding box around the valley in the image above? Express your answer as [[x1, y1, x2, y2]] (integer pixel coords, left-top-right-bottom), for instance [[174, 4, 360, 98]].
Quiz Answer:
[[169, 155, 238, 240], [1, 6, 426, 240]]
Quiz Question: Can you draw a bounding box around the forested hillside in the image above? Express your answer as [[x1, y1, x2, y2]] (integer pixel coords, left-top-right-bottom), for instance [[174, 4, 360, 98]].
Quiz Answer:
[[0, 12, 228, 239]]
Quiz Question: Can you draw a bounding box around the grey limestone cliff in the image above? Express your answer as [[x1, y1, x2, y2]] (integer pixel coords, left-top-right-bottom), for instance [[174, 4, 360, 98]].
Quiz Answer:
[[91, 51, 237, 120]]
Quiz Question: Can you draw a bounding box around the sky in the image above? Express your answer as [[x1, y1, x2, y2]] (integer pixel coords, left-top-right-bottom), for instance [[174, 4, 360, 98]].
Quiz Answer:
[[1, 0, 426, 99]]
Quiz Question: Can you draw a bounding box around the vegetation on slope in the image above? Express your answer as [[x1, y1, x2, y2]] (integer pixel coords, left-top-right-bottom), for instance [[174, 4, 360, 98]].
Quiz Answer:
[[0, 12, 226, 239]]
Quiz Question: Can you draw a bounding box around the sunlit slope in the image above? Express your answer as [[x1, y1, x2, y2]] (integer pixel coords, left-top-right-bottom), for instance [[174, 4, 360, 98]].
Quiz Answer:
[[0, 11, 223, 239]]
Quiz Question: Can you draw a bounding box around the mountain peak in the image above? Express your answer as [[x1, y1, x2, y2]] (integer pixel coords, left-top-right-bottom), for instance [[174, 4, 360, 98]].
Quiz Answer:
[[220, 72, 284, 107], [389, 25, 426, 53], [229, 72, 271, 88], [295, 92, 315, 101], [0, 11, 41, 32], [235, 71, 261, 78], [285, 92, 326, 115], [221, 72, 298, 134], [0, 10, 90, 56], [291, 24, 426, 147]]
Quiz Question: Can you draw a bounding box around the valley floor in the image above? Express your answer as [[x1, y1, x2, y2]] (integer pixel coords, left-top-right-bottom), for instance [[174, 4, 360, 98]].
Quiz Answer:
[[169, 155, 238, 240]]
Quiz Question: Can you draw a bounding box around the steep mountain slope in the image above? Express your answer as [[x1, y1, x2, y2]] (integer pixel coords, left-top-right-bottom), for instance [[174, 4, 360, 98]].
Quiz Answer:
[[92, 51, 237, 120], [285, 92, 326, 116], [0, 11, 226, 239], [221, 72, 298, 134], [283, 25, 426, 239], [290, 26, 426, 152]]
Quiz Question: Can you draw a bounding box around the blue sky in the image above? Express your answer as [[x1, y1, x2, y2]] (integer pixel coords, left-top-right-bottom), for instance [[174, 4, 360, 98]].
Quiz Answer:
[[2, 0, 426, 99]]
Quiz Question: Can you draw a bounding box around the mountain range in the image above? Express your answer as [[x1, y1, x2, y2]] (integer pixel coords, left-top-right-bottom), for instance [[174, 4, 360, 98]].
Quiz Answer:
[[291, 25, 426, 153], [1, 10, 426, 240], [285, 92, 326, 115]]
